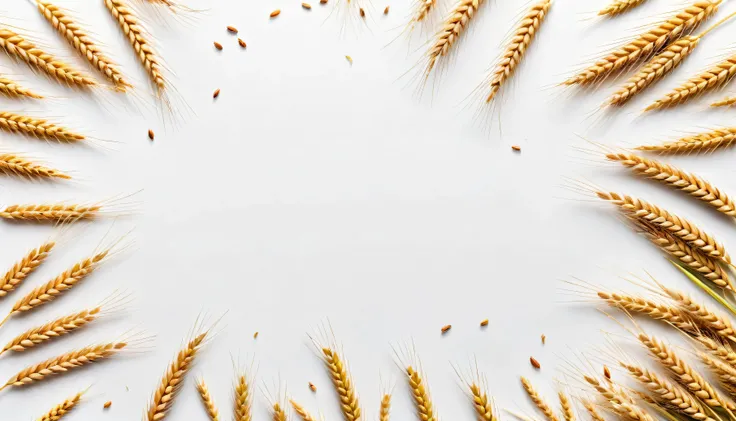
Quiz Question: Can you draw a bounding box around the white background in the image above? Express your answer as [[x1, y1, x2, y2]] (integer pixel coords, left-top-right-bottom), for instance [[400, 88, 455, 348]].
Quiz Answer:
[[2, 0, 736, 419]]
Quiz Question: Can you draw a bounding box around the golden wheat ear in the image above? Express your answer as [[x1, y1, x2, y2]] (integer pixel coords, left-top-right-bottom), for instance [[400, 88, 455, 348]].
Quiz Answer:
[[196, 378, 220, 421], [234, 368, 253, 421], [521, 377, 560, 421], [0, 76, 43, 99], [634, 127, 736, 154], [290, 400, 319, 421], [35, 388, 87, 420], [598, 0, 648, 17], [583, 375, 656, 421], [379, 393, 391, 421], [0, 112, 85, 142], [596, 289, 698, 332], [0, 153, 70, 180], [0, 239, 55, 299]]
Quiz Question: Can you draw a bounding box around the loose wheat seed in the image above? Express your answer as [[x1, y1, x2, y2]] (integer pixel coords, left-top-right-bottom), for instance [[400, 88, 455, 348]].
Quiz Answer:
[[603, 366, 611, 380], [227, 26, 238, 33], [512, 145, 521, 151], [320, 0, 327, 4], [253, 331, 258, 339], [309, 382, 317, 392], [346, 55, 353, 64], [441, 324, 452, 333], [530, 357, 541, 369], [384, 6, 389, 14], [303, 3, 312, 9], [238, 38, 246, 48], [541, 334, 545, 344], [360, 7, 365, 17], [148, 129, 154, 140], [214, 41, 223, 50], [213, 88, 220, 98], [270, 9, 281, 17], [480, 319, 489, 327], [104, 401, 112, 409]]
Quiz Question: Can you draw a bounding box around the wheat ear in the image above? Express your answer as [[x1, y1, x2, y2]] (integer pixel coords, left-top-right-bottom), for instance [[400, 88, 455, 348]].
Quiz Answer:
[[146, 331, 208, 421], [597, 290, 698, 333], [0, 341, 126, 390], [486, 0, 551, 103], [380, 394, 391, 421], [521, 377, 559, 421], [1, 248, 110, 326], [291, 400, 319, 421], [695, 335, 736, 368], [559, 392, 575, 421], [321, 347, 361, 421], [659, 285, 736, 342], [596, 191, 731, 264], [411, 0, 437, 26], [0, 76, 43, 99], [564, 0, 721, 86], [711, 94, 736, 107], [422, 0, 486, 81], [635, 127, 736, 155], [0, 112, 85, 142], [0, 203, 101, 222], [638, 331, 735, 410], [407, 366, 437, 421], [470, 382, 495, 421], [599, 0, 648, 16], [620, 361, 713, 421], [1, 306, 102, 354], [104, 0, 165, 92], [37, 389, 85, 421], [272, 403, 287, 421], [582, 400, 605, 421], [699, 352, 736, 394], [0, 240, 54, 298], [36, 0, 131, 90], [0, 153, 69, 180], [197, 379, 220, 421], [584, 375, 655, 421], [234, 372, 252, 421], [0, 28, 95, 87]]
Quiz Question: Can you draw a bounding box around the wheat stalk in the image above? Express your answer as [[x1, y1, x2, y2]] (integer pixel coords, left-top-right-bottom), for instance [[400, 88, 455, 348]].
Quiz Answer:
[[564, 0, 721, 86], [620, 361, 713, 421], [470, 382, 494, 421], [486, 0, 551, 103], [272, 403, 287, 421], [0, 28, 95, 87], [559, 392, 575, 421], [1, 306, 101, 354], [0, 154, 69, 180], [582, 400, 605, 421], [599, 0, 648, 16], [0, 203, 101, 222], [146, 331, 208, 421], [36, 0, 131, 91], [197, 379, 220, 421], [1, 248, 110, 326], [0, 341, 126, 390], [291, 400, 318, 421], [597, 291, 698, 332], [104, 0, 166, 92], [380, 394, 391, 421], [695, 335, 736, 368], [521, 376, 559, 421], [638, 331, 734, 410], [659, 286, 736, 342], [0, 240, 54, 298], [584, 375, 655, 421], [37, 389, 85, 421], [0, 76, 43, 99], [321, 347, 361, 421], [407, 366, 437, 421], [0, 112, 85, 142], [595, 191, 731, 264], [234, 372, 252, 421]]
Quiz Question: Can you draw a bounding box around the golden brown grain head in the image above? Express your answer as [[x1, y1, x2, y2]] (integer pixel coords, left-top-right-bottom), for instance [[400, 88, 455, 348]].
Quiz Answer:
[[380, 393, 391, 421], [0, 112, 85, 142], [196, 378, 220, 421], [272, 402, 287, 421], [599, 0, 648, 16], [0, 154, 70, 180], [659, 285, 736, 342], [321, 346, 362, 421], [596, 290, 699, 332], [234, 372, 252, 421], [469, 382, 494, 421], [559, 392, 575, 421], [520, 376, 559, 421], [0, 203, 102, 223], [635, 127, 736, 154], [37, 389, 85, 421], [0, 76, 43, 99], [582, 400, 605, 421], [711, 95, 736, 107], [290, 400, 318, 421], [583, 375, 655, 421], [698, 352, 736, 395], [407, 365, 437, 421], [0, 240, 54, 299], [1, 306, 102, 354], [695, 335, 736, 367]]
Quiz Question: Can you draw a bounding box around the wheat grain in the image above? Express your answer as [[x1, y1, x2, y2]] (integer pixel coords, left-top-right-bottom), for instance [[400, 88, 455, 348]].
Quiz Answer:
[[37, 389, 85, 421], [598, 290, 698, 331], [407, 366, 437, 421], [0, 154, 69, 180], [1, 306, 101, 354], [560, 392, 575, 421], [521, 377, 559, 421], [0, 77, 43, 99], [272, 403, 287, 421], [695, 335, 736, 368], [0, 28, 95, 87], [104, 0, 166, 92], [620, 361, 713, 421], [380, 394, 391, 421], [0, 112, 85, 142], [321, 347, 361, 421], [599, 0, 648, 16], [582, 400, 605, 421], [564, 0, 720, 86], [197, 379, 220, 421], [0, 341, 126, 390], [0, 240, 54, 298], [659, 286, 736, 342], [146, 331, 208, 421], [469, 382, 494, 421], [0, 203, 101, 222], [596, 191, 731, 264], [291, 400, 318, 421], [36, 1, 130, 90], [234, 372, 252, 421], [584, 375, 655, 421], [638, 331, 734, 410], [486, 0, 551, 102]]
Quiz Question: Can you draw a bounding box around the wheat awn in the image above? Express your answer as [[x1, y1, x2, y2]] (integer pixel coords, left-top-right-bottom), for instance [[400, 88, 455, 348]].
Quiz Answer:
[[584, 375, 655, 421]]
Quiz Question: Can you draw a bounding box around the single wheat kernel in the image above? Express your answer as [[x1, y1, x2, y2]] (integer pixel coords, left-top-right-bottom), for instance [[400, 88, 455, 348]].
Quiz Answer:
[[271, 9, 281, 17], [384, 6, 389, 13], [512, 145, 521, 151], [104, 401, 112, 409], [441, 324, 452, 334], [303, 3, 312, 9], [530, 356, 541, 369], [480, 319, 488, 326], [214, 42, 223, 50], [360, 7, 365, 17], [309, 382, 317, 392], [346, 55, 353, 64], [321, 0, 327, 4], [148, 129, 154, 140], [227, 26, 238, 33], [253, 331, 258, 339], [238, 38, 246, 48], [541, 334, 546, 344], [604, 366, 611, 380], [213, 89, 220, 98]]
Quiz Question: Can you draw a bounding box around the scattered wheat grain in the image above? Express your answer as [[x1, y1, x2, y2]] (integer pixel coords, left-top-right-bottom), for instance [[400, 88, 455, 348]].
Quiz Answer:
[[309, 382, 316, 392], [238, 38, 246, 48], [303, 3, 312, 9], [271, 9, 281, 17], [441, 324, 451, 333], [384, 6, 389, 14], [480, 319, 489, 326], [227, 26, 238, 33], [530, 357, 541, 369], [104, 401, 112, 409], [213, 88, 220, 98]]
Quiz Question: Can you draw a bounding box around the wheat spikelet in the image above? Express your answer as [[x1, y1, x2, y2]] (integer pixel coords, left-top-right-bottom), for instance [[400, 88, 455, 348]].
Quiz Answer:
[[635, 127, 736, 154], [595, 191, 731, 264], [620, 361, 713, 421], [470, 382, 494, 421], [0, 77, 43, 99], [0, 341, 126, 390], [638, 331, 734, 410], [104, 0, 166, 92], [598, 290, 697, 332], [711, 95, 736, 107], [36, 0, 131, 91], [321, 347, 361, 421], [37, 389, 85, 421], [608, 36, 699, 106], [0, 154, 69, 180], [291, 400, 318, 421], [0, 203, 101, 222], [2, 248, 110, 325], [584, 375, 655, 421], [0, 28, 95, 87], [564, 0, 720, 86], [699, 352, 736, 394], [197, 379, 220, 421], [272, 403, 287, 421], [599, 0, 648, 16], [412, 0, 437, 25], [234, 372, 252, 421], [380, 394, 391, 421], [695, 335, 736, 368], [407, 366, 437, 421], [146, 331, 208, 421], [486, 0, 551, 103], [659, 286, 736, 342], [582, 400, 605, 421], [559, 392, 575, 421], [0, 112, 85, 142], [521, 377, 559, 421], [0, 240, 54, 298], [647, 54, 736, 110], [1, 306, 101, 354]]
